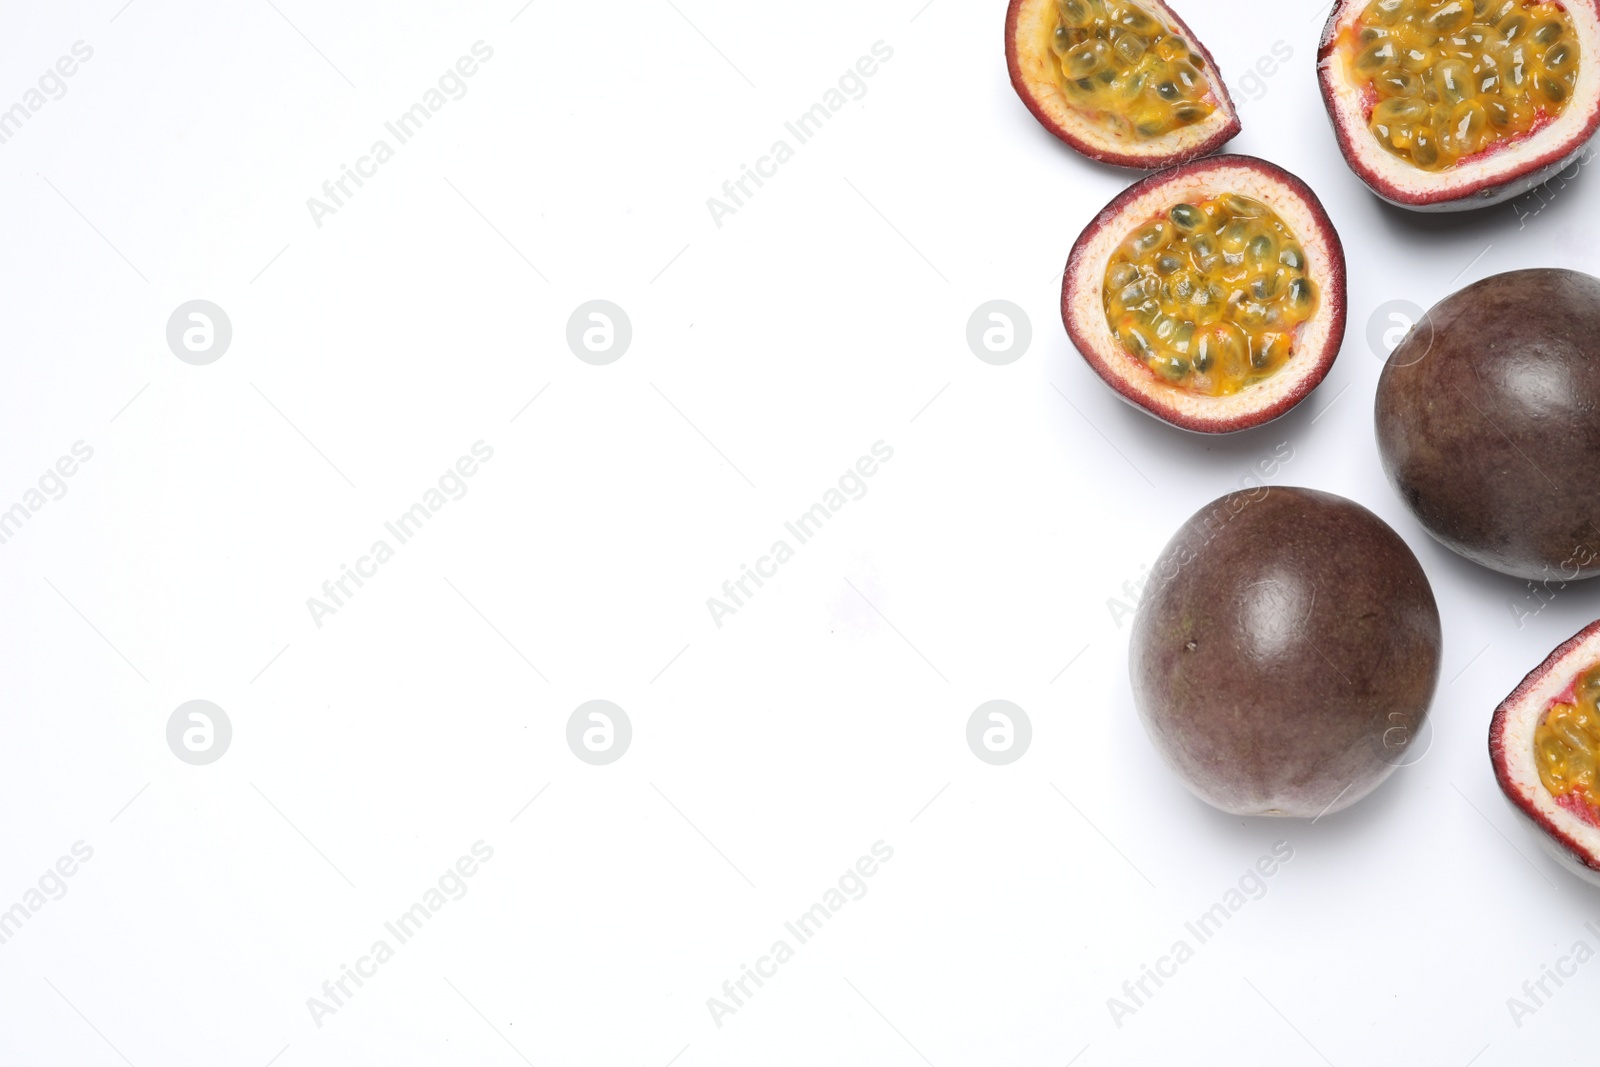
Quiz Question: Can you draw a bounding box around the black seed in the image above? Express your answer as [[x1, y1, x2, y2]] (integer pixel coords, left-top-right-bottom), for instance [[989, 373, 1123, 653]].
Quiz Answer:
[[1160, 356, 1191, 381], [1170, 203, 1204, 230]]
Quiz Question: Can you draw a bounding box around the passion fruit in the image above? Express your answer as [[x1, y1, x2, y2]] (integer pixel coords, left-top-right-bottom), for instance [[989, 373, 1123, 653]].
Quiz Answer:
[[1006, 0, 1241, 167], [1319, 0, 1600, 210], [1131, 486, 1442, 818], [1491, 619, 1600, 886], [1062, 155, 1347, 433], [1375, 268, 1600, 581]]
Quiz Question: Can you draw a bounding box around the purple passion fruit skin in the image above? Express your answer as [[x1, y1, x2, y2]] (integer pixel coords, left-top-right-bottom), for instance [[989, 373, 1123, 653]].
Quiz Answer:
[[1375, 268, 1600, 581], [1131, 486, 1442, 817]]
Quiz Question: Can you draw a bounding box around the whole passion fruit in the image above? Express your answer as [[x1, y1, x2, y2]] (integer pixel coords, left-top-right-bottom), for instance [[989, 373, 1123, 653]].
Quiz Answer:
[[1062, 156, 1347, 433], [1375, 268, 1600, 581], [1006, 0, 1241, 167], [1491, 618, 1600, 886], [1319, 0, 1600, 210], [1131, 486, 1442, 817]]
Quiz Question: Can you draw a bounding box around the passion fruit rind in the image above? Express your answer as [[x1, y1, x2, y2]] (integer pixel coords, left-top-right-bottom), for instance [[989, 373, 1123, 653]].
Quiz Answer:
[[1063, 155, 1347, 433], [1007, 0, 1242, 168], [1134, 486, 1442, 818], [1491, 618, 1600, 887], [1375, 269, 1600, 581], [1318, 0, 1600, 210]]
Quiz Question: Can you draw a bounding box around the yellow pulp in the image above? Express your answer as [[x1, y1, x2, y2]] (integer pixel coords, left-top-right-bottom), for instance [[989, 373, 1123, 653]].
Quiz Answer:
[[1051, 0, 1216, 139], [1347, 0, 1581, 170], [1535, 663, 1600, 821], [1102, 194, 1318, 397]]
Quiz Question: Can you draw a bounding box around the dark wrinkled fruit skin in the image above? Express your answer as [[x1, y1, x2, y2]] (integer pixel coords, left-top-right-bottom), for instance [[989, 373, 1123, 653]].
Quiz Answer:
[[1130, 487, 1442, 817], [1376, 269, 1600, 581]]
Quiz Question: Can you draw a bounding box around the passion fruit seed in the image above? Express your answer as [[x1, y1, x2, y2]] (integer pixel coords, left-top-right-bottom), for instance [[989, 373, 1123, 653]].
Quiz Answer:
[[1102, 193, 1318, 398], [1534, 663, 1600, 824], [1050, 0, 1216, 139], [1346, 0, 1581, 171]]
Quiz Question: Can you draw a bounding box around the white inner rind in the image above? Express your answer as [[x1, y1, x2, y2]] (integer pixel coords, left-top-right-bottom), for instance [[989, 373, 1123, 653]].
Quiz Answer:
[[1321, 0, 1600, 200], [1013, 0, 1235, 159], [1067, 163, 1339, 427], [1500, 629, 1600, 865]]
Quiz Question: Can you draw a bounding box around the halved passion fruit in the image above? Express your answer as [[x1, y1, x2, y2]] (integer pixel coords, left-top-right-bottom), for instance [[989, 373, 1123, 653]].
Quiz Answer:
[[1491, 619, 1600, 886], [1062, 156, 1347, 433], [1006, 0, 1241, 167], [1319, 0, 1600, 210]]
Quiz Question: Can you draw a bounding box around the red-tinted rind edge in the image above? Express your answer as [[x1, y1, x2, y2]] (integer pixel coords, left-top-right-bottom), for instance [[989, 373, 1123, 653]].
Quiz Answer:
[[1060, 155, 1348, 434], [1490, 617, 1600, 885], [1317, 0, 1600, 211], [1005, 0, 1242, 170]]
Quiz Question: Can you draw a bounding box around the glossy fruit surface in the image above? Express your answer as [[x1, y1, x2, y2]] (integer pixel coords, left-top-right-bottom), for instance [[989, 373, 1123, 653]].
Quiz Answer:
[[1375, 268, 1600, 580], [1318, 0, 1600, 210], [1131, 486, 1441, 817]]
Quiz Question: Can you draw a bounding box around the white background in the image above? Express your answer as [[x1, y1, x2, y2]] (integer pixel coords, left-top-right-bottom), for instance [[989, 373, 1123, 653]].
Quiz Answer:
[[2, 1, 1600, 1064]]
